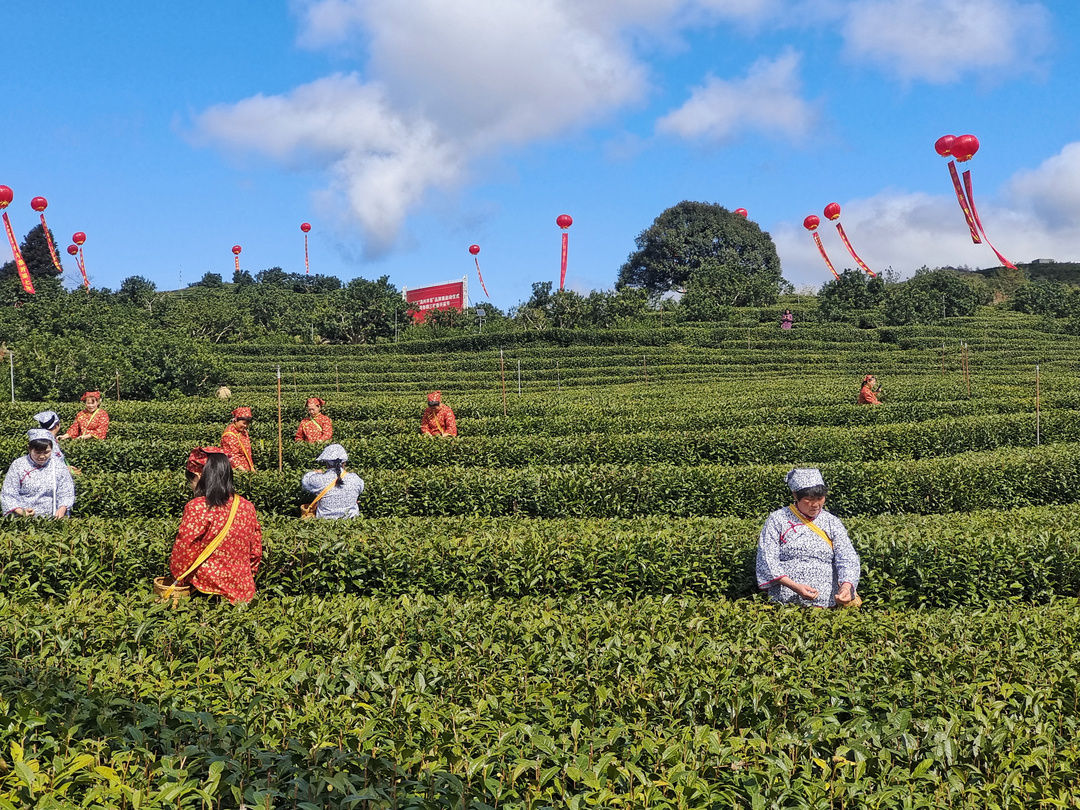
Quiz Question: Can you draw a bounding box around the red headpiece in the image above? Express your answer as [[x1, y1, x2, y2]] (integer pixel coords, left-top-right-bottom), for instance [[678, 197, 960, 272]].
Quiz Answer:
[[306, 397, 325, 408], [186, 446, 226, 475], [231, 406, 253, 420], [863, 375, 875, 384], [80, 391, 102, 402], [427, 390, 441, 404]]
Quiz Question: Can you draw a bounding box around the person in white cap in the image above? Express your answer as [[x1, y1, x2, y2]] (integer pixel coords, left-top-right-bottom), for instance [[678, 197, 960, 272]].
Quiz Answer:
[[34, 410, 68, 463], [756, 468, 860, 608], [301, 444, 365, 519], [1, 429, 76, 518]]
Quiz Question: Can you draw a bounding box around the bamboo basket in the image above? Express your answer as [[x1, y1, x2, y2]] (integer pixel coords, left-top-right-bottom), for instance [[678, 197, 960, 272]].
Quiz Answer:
[[153, 576, 192, 601]]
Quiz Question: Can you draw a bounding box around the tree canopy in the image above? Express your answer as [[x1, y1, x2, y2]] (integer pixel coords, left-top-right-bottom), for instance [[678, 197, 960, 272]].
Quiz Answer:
[[616, 201, 784, 307]]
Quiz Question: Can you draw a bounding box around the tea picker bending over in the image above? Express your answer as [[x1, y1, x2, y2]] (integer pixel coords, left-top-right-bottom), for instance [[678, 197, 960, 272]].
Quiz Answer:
[[301, 443, 365, 519], [168, 447, 262, 603], [756, 468, 860, 608], [2, 429, 75, 518]]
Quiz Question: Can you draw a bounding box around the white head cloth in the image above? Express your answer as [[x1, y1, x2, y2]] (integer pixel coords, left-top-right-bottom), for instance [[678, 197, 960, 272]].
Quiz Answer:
[[317, 443, 348, 463], [786, 467, 825, 492]]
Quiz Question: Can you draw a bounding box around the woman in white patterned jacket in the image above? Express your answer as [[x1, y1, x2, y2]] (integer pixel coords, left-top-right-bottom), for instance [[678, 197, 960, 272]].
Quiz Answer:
[[756, 468, 860, 608], [2, 429, 76, 518]]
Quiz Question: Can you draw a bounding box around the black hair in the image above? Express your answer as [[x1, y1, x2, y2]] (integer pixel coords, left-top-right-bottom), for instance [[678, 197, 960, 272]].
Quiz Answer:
[[37, 416, 60, 431], [794, 484, 829, 500], [29, 439, 53, 454], [194, 453, 236, 508], [326, 458, 346, 487]]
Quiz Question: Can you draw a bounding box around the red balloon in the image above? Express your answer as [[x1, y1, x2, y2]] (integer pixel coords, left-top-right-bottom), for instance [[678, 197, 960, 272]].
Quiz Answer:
[[734, 208, 748, 218], [31, 196, 48, 212], [300, 222, 311, 233], [72, 232, 87, 245], [951, 134, 980, 162], [556, 214, 573, 229], [67, 244, 79, 255], [934, 135, 956, 157], [803, 215, 820, 231], [0, 185, 12, 210], [823, 202, 841, 221], [469, 244, 480, 255], [232, 245, 242, 255]]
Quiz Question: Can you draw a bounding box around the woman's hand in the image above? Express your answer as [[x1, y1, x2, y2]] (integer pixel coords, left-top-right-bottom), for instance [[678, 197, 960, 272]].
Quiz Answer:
[[13, 507, 34, 517], [834, 583, 854, 605], [777, 576, 819, 600]]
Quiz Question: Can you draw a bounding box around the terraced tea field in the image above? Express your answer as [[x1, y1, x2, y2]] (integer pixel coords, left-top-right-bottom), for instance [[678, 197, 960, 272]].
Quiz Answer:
[[3, 312, 1080, 807]]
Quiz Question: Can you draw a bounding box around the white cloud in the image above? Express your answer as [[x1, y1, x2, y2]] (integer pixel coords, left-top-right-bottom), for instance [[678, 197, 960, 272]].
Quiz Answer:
[[841, 0, 1050, 82], [195, 74, 463, 256], [656, 50, 816, 143], [776, 144, 1080, 287]]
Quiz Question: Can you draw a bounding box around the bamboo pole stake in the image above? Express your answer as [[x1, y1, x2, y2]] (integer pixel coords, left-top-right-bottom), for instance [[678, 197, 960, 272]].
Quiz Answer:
[[115, 370, 121, 402], [941, 342, 945, 375], [643, 354, 647, 383], [1036, 363, 1041, 446], [517, 359, 522, 396], [556, 360, 561, 392], [8, 350, 13, 404], [335, 363, 340, 394], [499, 349, 507, 417], [276, 366, 283, 472]]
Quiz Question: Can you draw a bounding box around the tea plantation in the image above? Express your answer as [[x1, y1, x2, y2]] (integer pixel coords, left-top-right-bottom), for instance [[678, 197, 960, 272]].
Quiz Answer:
[[3, 312, 1080, 808]]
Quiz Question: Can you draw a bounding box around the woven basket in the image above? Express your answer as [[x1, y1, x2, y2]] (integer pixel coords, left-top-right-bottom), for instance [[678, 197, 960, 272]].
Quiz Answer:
[[153, 576, 192, 601]]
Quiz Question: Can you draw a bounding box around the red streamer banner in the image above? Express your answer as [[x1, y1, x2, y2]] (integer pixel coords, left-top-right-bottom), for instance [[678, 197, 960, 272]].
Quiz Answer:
[[948, 160, 981, 244], [812, 232, 839, 280], [559, 232, 568, 291], [304, 233, 310, 274], [2, 212, 35, 294], [39, 214, 63, 273], [474, 257, 490, 298], [235, 255, 240, 274], [77, 247, 89, 289], [963, 170, 1016, 270], [834, 223, 877, 278]]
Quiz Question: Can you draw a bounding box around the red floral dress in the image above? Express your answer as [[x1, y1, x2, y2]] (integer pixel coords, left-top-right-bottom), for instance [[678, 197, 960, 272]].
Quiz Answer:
[[295, 413, 333, 443], [169, 495, 262, 603], [66, 408, 110, 439], [221, 425, 254, 471], [421, 404, 457, 436]]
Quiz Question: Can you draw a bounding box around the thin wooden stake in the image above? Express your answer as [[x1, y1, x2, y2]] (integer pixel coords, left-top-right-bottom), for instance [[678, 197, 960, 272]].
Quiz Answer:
[[517, 359, 522, 395], [643, 354, 647, 383], [115, 370, 121, 402], [941, 342, 945, 375], [556, 360, 561, 392], [8, 350, 13, 403], [335, 363, 340, 393], [499, 349, 507, 417], [276, 366, 283, 472], [1036, 363, 1041, 446]]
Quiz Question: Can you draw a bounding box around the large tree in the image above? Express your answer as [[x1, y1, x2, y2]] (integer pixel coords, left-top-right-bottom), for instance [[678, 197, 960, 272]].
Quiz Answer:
[[616, 201, 783, 306], [0, 223, 65, 280]]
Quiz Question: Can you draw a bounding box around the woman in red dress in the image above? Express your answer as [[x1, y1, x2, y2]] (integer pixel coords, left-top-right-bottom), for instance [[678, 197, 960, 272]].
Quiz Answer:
[[169, 447, 262, 604], [295, 397, 333, 443], [60, 391, 110, 440], [221, 407, 255, 471]]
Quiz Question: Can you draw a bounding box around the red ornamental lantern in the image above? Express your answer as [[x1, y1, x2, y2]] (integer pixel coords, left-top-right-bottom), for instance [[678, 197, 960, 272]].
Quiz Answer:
[[67, 244, 79, 255], [803, 215, 820, 231], [734, 208, 748, 218], [31, 196, 47, 212], [469, 244, 489, 297], [231, 245, 242, 255], [556, 214, 572, 290], [0, 185, 12, 210], [300, 222, 311, 233], [822, 203, 876, 278], [0, 186, 34, 293], [469, 244, 480, 255], [804, 214, 837, 280], [300, 224, 312, 273], [73, 232, 86, 246], [30, 196, 63, 273], [934, 134, 956, 157], [935, 133, 1014, 269], [823, 202, 841, 221], [232, 244, 242, 274], [556, 214, 573, 229]]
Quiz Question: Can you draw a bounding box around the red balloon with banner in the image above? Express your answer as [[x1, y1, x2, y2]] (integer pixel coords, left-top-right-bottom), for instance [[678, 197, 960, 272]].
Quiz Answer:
[[934, 133, 1015, 269], [67, 244, 78, 256], [734, 208, 748, 218], [71, 232, 90, 289], [0, 185, 35, 294], [232, 244, 242, 274], [468, 244, 489, 298], [556, 214, 572, 290], [30, 196, 63, 275], [803, 214, 838, 280], [824, 203, 876, 278], [300, 223, 311, 274]]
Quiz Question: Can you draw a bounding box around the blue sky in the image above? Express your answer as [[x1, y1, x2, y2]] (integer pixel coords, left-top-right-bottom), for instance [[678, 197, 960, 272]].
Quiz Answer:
[[4, 0, 1080, 308]]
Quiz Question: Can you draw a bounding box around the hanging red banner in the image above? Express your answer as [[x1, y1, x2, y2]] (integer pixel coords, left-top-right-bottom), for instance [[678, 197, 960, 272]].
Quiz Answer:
[[559, 232, 568, 290], [475, 257, 490, 298], [948, 160, 981, 244], [2, 212, 35, 294], [812, 232, 839, 280], [30, 197, 63, 274], [962, 169, 1016, 270], [77, 248, 89, 289], [301, 223, 311, 274], [834, 223, 877, 277]]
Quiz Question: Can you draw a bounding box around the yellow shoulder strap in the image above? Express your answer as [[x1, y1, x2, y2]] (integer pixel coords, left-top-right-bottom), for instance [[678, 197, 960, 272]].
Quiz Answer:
[[307, 477, 338, 510], [163, 496, 241, 598], [789, 504, 833, 548]]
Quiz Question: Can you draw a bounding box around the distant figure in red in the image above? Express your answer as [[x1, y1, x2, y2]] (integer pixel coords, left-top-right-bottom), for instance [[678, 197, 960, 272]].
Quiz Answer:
[[60, 391, 109, 440], [169, 447, 262, 604], [857, 374, 882, 405], [421, 391, 457, 437], [295, 397, 333, 443], [222, 407, 255, 471], [781, 310, 794, 331]]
